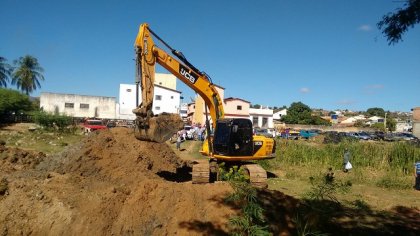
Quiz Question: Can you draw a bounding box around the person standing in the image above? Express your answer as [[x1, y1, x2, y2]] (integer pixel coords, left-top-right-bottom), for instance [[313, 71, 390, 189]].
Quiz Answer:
[[343, 148, 352, 173], [176, 132, 181, 151], [415, 160, 420, 190]]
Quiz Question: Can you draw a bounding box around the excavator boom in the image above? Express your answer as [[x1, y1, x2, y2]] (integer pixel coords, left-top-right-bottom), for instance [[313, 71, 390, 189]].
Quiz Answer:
[[132, 23, 223, 143]]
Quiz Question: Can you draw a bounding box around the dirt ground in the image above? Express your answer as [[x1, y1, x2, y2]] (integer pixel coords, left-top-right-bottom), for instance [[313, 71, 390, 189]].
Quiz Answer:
[[0, 127, 241, 235], [1, 125, 419, 235]]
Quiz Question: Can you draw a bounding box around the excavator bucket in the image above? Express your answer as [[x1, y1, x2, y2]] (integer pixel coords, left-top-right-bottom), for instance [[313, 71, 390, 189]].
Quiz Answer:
[[134, 113, 184, 143]]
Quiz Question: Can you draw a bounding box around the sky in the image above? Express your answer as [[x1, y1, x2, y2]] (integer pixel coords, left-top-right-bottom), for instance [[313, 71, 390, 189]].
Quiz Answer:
[[1, 0, 419, 112]]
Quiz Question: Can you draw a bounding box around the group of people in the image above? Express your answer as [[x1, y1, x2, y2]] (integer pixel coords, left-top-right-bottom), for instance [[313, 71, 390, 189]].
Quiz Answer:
[[175, 124, 207, 151]]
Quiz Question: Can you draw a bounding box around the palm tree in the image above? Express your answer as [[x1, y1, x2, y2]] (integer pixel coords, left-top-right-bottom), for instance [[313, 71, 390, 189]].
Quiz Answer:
[[12, 55, 45, 95], [0, 56, 11, 87]]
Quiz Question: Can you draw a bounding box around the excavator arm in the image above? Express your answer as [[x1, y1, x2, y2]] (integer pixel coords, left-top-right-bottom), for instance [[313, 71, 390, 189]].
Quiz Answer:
[[133, 23, 224, 142]]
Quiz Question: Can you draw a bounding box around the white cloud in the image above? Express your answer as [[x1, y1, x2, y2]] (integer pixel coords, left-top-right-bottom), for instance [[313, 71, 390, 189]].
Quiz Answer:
[[336, 100, 356, 105], [364, 84, 384, 94], [364, 84, 384, 89], [300, 87, 310, 93], [358, 24, 372, 32]]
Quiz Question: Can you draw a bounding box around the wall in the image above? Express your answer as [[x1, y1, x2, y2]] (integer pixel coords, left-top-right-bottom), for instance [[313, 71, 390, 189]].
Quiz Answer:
[[249, 107, 274, 128], [118, 84, 181, 120], [273, 109, 287, 120], [193, 85, 224, 125], [40, 92, 116, 119], [152, 85, 181, 114], [119, 84, 137, 120], [154, 73, 177, 90], [224, 99, 250, 118]]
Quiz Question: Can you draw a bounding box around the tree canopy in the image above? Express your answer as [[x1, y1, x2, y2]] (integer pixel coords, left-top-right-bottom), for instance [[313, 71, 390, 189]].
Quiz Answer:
[[0, 57, 11, 87], [0, 88, 33, 122], [378, 0, 420, 44], [281, 102, 330, 125], [12, 55, 45, 95], [366, 107, 385, 117]]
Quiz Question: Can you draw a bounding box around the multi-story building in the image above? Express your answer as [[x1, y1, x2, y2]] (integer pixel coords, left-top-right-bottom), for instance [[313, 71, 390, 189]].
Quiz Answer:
[[118, 83, 181, 120], [249, 106, 274, 128], [188, 85, 274, 128]]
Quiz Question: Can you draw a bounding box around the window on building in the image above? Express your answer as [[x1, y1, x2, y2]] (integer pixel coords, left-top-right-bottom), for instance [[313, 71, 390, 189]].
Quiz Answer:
[[155, 95, 162, 100], [252, 117, 258, 127], [262, 117, 268, 128], [171, 96, 174, 99], [80, 103, 89, 109], [126, 89, 132, 92], [237, 105, 242, 110], [64, 103, 74, 108], [155, 106, 160, 110]]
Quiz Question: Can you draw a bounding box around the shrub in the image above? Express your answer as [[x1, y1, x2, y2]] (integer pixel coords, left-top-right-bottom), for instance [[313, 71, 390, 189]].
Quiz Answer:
[[32, 111, 73, 132], [220, 165, 271, 236]]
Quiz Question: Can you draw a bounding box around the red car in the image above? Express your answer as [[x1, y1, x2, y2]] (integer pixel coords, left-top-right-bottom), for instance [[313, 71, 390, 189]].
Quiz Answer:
[[82, 119, 107, 134]]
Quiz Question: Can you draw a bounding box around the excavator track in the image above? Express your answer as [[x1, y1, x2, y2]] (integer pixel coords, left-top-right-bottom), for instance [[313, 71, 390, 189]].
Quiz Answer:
[[243, 164, 268, 188], [192, 160, 210, 184]]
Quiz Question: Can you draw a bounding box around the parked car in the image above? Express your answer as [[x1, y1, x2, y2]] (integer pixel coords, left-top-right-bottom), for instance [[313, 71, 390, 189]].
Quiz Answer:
[[183, 125, 195, 140], [348, 132, 370, 140], [372, 131, 385, 140], [300, 130, 318, 139], [398, 133, 418, 141], [384, 133, 404, 142], [83, 119, 107, 134], [254, 128, 273, 138], [106, 120, 117, 128]]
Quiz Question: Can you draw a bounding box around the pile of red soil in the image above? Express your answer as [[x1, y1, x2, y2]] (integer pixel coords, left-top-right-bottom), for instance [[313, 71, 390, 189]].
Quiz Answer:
[[0, 142, 46, 173], [0, 128, 235, 235]]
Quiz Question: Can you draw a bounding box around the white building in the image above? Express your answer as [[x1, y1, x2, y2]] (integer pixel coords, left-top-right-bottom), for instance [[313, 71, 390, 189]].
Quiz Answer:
[[249, 107, 274, 128], [180, 103, 188, 122], [40, 92, 117, 119], [273, 109, 287, 120], [118, 83, 181, 120]]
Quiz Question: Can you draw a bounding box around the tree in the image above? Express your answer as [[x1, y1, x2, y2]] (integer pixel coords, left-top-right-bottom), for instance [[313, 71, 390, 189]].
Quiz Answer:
[[366, 107, 385, 117], [0, 88, 33, 122], [281, 102, 311, 124], [386, 112, 397, 132], [0, 57, 12, 87], [378, 0, 420, 44], [281, 102, 331, 125], [12, 55, 45, 95]]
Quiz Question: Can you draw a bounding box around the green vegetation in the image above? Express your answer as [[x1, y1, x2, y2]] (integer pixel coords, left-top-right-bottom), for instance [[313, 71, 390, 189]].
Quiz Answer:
[[219, 165, 271, 236], [304, 169, 352, 203], [366, 107, 385, 117], [0, 123, 82, 154], [0, 57, 12, 87], [269, 139, 419, 181], [0, 88, 33, 122], [378, 0, 420, 45], [281, 102, 330, 126], [32, 111, 74, 132], [11, 55, 45, 95]]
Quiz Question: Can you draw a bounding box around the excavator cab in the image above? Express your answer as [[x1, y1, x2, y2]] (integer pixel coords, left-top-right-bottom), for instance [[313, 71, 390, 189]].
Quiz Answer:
[[213, 119, 254, 157]]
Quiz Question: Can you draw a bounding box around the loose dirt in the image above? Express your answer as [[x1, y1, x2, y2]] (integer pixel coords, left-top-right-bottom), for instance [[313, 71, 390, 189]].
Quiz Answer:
[[1, 126, 418, 235], [0, 128, 235, 235]]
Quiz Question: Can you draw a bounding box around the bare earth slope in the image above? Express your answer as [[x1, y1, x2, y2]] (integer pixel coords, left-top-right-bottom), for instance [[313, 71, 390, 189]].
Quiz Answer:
[[0, 128, 234, 235]]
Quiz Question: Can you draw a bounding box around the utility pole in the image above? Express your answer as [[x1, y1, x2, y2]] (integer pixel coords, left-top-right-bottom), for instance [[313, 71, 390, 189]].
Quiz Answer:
[[384, 112, 387, 132]]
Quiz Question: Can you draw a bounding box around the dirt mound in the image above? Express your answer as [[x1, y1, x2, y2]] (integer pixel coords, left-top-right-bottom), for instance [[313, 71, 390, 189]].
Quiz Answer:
[[0, 128, 235, 235], [0, 142, 46, 173]]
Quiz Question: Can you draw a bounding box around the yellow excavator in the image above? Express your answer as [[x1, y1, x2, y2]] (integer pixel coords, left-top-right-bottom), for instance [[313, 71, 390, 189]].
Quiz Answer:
[[132, 23, 276, 186]]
